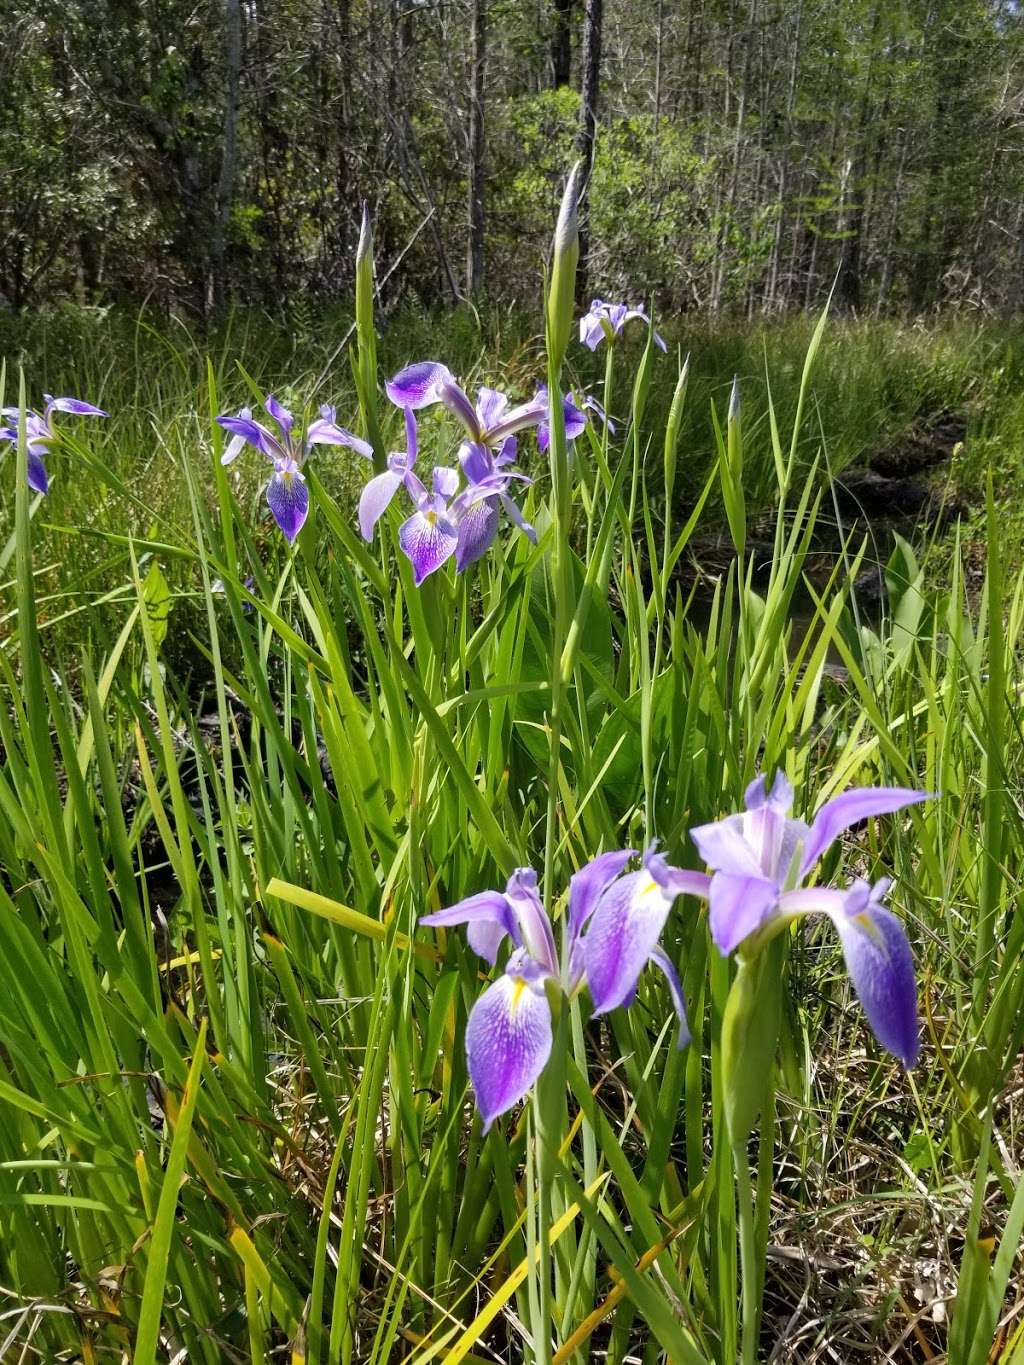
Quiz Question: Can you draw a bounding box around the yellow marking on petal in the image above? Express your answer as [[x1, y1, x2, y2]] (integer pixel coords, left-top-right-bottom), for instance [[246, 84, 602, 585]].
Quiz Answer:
[[425, 509, 438, 525], [641, 879, 659, 898], [509, 976, 528, 1010]]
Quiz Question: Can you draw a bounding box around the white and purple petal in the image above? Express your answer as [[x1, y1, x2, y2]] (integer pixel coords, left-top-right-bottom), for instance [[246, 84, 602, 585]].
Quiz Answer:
[[689, 813, 764, 879], [584, 871, 673, 1016], [264, 394, 294, 442], [454, 498, 500, 570], [504, 868, 558, 976], [385, 361, 457, 411], [358, 470, 404, 541], [465, 968, 553, 1132], [398, 505, 458, 584], [44, 395, 108, 418], [266, 462, 309, 542], [306, 418, 373, 455]]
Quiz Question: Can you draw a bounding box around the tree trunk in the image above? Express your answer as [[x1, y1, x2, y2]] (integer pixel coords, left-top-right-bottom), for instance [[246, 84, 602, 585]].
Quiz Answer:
[[466, 0, 487, 294], [575, 0, 602, 302], [551, 0, 572, 87], [212, 0, 243, 310]]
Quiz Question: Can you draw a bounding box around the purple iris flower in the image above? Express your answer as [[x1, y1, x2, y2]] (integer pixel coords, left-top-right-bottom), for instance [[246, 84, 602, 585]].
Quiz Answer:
[[420, 848, 711, 1131], [535, 385, 588, 454], [358, 406, 419, 542], [579, 299, 667, 353], [397, 464, 462, 586], [1, 394, 107, 495], [688, 772, 933, 1067], [216, 394, 370, 543]]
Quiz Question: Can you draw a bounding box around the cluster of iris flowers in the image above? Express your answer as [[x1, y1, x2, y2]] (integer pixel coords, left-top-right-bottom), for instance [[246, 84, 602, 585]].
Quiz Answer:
[[422, 775, 930, 1129]]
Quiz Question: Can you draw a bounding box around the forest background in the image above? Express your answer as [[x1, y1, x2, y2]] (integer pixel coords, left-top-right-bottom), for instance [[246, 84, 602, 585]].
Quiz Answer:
[[4, 0, 1024, 322]]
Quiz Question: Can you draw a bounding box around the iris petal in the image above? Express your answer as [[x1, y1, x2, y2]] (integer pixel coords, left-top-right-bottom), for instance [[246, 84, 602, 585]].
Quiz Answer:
[[266, 466, 309, 542], [584, 871, 672, 1016], [398, 509, 458, 584], [707, 871, 780, 954], [421, 890, 519, 964], [358, 470, 403, 540], [466, 972, 553, 1132], [828, 882, 919, 1067], [800, 787, 933, 876]]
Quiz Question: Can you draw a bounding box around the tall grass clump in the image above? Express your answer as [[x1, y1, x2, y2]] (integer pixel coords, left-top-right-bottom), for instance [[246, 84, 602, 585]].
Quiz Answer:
[[0, 179, 1022, 1363]]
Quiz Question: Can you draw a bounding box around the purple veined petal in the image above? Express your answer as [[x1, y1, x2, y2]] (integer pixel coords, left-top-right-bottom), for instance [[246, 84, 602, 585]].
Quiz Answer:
[[266, 462, 309, 542], [398, 506, 459, 584], [305, 418, 373, 455], [264, 394, 294, 442], [584, 870, 675, 1016], [217, 414, 282, 463], [648, 945, 691, 1048], [433, 465, 460, 498], [386, 361, 456, 411], [420, 889, 520, 965], [26, 450, 50, 495], [459, 440, 496, 486], [504, 868, 558, 976], [706, 870, 780, 955], [358, 469, 404, 541], [454, 497, 500, 571], [689, 813, 763, 879], [799, 787, 934, 877], [475, 386, 509, 432], [44, 394, 108, 418], [566, 849, 636, 960], [499, 492, 537, 543], [465, 967, 553, 1132], [824, 879, 919, 1068]]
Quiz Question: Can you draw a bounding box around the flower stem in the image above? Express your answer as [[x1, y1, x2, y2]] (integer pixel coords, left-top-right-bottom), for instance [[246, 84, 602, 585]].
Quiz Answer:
[[735, 1147, 758, 1365]]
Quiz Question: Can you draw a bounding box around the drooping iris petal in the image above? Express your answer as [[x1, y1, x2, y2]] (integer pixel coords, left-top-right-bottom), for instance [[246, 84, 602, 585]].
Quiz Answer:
[[421, 889, 520, 965], [266, 463, 309, 542], [454, 498, 500, 570], [465, 969, 553, 1132], [358, 470, 404, 541], [44, 395, 108, 417], [689, 814, 764, 879], [706, 871, 780, 955], [827, 880, 919, 1068], [648, 945, 690, 1048], [504, 868, 558, 976], [800, 787, 932, 876], [584, 871, 673, 1016], [306, 418, 372, 455], [217, 414, 281, 462], [567, 849, 636, 947], [26, 451, 49, 495], [385, 361, 456, 410], [644, 848, 712, 902], [398, 506, 459, 584], [499, 492, 537, 543]]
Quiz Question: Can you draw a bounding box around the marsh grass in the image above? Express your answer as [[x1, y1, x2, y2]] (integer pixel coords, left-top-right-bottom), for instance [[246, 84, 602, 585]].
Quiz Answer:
[[0, 300, 1022, 1363]]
